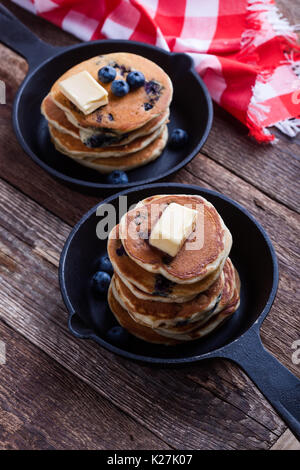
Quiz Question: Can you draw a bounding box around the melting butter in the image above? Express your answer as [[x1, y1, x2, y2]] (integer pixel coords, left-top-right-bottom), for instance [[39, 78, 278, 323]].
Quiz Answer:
[[149, 202, 198, 257], [59, 71, 108, 115]]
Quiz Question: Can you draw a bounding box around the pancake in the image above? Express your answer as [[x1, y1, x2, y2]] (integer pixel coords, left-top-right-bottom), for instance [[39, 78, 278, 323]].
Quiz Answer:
[[119, 194, 232, 283], [49, 121, 164, 159], [210, 256, 237, 315], [41, 94, 80, 139], [121, 271, 196, 303], [153, 260, 239, 338], [179, 268, 240, 341], [79, 109, 169, 148], [155, 287, 240, 341], [108, 269, 240, 344], [108, 284, 180, 345], [111, 268, 225, 329], [42, 94, 170, 147], [51, 125, 168, 173], [108, 224, 227, 302], [51, 52, 173, 134]]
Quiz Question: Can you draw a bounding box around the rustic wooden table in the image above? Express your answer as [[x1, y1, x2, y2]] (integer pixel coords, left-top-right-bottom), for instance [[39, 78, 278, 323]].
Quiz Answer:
[[0, 0, 299, 451]]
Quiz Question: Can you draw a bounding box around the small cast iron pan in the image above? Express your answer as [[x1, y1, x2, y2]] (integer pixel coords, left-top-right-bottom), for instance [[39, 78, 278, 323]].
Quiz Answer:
[[0, 5, 212, 194], [59, 183, 300, 439]]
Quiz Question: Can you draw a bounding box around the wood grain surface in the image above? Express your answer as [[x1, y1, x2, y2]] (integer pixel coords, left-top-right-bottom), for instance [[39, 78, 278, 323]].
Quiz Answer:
[[0, 0, 299, 450]]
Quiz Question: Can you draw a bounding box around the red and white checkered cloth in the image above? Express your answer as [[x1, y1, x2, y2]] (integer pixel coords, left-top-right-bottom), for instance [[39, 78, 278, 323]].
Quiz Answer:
[[13, 0, 300, 142]]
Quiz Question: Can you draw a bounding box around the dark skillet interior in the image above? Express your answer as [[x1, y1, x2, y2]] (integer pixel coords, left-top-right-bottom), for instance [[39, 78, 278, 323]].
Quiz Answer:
[[15, 41, 212, 192], [59, 184, 277, 362]]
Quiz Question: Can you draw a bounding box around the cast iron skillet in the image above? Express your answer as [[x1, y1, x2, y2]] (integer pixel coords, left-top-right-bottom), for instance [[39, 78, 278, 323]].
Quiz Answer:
[[59, 183, 300, 440], [0, 5, 212, 194]]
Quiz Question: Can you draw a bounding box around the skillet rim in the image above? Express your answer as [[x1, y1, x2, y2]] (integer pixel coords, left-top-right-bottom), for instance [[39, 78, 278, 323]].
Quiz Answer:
[[12, 39, 213, 191], [59, 182, 279, 364]]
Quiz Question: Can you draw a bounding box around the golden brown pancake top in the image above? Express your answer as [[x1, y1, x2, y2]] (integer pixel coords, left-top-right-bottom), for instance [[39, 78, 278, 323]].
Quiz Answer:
[[119, 195, 229, 282], [51, 53, 173, 133]]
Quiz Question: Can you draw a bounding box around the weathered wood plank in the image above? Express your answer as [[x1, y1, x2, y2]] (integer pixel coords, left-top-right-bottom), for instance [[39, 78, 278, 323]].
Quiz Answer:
[[0, 320, 170, 450], [0, 178, 285, 449], [270, 429, 300, 450], [276, 0, 300, 26]]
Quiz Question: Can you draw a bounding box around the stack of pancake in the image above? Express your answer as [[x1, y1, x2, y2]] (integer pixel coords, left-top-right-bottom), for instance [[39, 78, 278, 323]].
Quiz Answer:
[[108, 194, 241, 345], [41, 53, 173, 173]]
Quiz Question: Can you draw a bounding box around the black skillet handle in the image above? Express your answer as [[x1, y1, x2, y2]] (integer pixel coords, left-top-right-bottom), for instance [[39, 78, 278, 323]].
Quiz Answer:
[[0, 4, 62, 69], [222, 327, 300, 441]]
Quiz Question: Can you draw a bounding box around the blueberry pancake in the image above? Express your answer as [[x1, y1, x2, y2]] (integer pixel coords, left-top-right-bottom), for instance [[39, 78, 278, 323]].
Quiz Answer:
[[119, 194, 232, 284], [51, 125, 168, 173], [112, 269, 225, 329], [152, 259, 238, 338], [48, 122, 164, 159], [107, 193, 240, 344], [108, 224, 228, 302], [42, 94, 169, 148], [41, 94, 80, 139], [108, 266, 240, 344], [170, 269, 240, 342], [51, 52, 173, 134], [108, 285, 180, 345]]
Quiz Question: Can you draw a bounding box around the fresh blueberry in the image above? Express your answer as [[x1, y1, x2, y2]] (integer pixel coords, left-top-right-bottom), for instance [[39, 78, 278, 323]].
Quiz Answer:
[[106, 326, 129, 346], [169, 128, 188, 149], [96, 254, 114, 275], [107, 170, 129, 185], [127, 71, 145, 90], [98, 66, 116, 83], [111, 80, 130, 97], [92, 271, 111, 295]]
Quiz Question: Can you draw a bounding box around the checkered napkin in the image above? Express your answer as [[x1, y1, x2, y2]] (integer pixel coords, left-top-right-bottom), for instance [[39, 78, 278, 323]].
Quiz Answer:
[[13, 0, 300, 142]]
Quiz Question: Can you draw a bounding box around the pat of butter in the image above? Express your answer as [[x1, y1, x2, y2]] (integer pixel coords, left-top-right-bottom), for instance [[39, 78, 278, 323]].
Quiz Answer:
[[149, 203, 198, 257], [59, 71, 108, 115]]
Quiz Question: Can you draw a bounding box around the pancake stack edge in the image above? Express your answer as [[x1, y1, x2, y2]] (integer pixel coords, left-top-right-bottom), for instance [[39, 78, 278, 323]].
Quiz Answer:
[[107, 194, 241, 345], [41, 53, 173, 173]]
